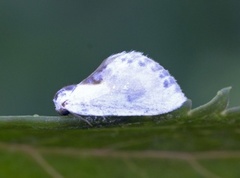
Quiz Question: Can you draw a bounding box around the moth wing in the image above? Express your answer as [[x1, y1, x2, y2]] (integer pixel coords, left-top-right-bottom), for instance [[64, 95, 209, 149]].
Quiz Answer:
[[62, 51, 187, 116]]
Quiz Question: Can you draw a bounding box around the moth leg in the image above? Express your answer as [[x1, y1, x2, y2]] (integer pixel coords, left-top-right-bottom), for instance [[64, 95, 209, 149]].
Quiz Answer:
[[102, 116, 111, 123], [71, 113, 93, 126]]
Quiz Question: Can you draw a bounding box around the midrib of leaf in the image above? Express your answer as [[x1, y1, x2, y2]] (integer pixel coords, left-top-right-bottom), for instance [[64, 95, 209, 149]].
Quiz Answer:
[[2, 142, 240, 178]]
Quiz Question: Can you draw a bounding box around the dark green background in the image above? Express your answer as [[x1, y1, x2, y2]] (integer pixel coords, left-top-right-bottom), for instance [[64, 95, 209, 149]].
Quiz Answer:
[[1, 0, 239, 115]]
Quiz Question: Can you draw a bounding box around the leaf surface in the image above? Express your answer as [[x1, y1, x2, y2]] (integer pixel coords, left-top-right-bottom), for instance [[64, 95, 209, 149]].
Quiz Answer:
[[0, 87, 240, 178]]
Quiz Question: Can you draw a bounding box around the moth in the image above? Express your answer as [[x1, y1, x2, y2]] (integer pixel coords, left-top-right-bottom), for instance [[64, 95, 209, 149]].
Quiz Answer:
[[53, 51, 187, 121]]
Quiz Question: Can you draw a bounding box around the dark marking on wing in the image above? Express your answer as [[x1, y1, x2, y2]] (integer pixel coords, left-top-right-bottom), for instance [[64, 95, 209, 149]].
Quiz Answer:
[[81, 59, 109, 85], [82, 72, 103, 84], [81, 53, 122, 85], [127, 90, 145, 102], [159, 70, 170, 78], [169, 77, 176, 84], [163, 80, 169, 88], [151, 63, 163, 72], [163, 77, 175, 88], [54, 84, 76, 101], [138, 61, 146, 67], [143, 57, 152, 64], [127, 59, 133, 63]]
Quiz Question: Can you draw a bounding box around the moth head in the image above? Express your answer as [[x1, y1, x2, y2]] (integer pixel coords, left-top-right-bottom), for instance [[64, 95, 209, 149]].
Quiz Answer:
[[53, 85, 76, 115]]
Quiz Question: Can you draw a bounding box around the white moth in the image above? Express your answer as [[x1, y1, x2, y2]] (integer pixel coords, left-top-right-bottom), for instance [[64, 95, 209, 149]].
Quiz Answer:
[[53, 51, 187, 117]]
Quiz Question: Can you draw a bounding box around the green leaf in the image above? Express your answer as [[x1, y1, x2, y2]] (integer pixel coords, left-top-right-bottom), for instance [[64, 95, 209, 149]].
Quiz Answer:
[[0, 87, 240, 178], [222, 106, 240, 117], [188, 87, 231, 117]]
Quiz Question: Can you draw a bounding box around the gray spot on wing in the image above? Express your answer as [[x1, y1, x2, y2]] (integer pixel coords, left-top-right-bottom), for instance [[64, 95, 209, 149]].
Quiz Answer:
[[63, 85, 76, 91], [83, 72, 103, 84], [54, 84, 76, 100], [143, 57, 152, 64], [127, 59, 133, 63], [163, 77, 175, 88], [82, 60, 109, 85], [151, 64, 163, 72], [127, 90, 146, 102], [159, 70, 170, 78], [169, 77, 176, 84], [81, 53, 125, 85], [108, 51, 127, 62], [138, 61, 146, 67], [163, 80, 169, 88]]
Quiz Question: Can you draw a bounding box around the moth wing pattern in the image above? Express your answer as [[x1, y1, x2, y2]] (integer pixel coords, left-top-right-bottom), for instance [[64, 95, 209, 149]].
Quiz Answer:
[[58, 51, 187, 116]]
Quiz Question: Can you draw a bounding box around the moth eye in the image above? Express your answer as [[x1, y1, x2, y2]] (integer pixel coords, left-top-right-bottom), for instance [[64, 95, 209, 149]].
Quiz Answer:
[[58, 108, 70, 115]]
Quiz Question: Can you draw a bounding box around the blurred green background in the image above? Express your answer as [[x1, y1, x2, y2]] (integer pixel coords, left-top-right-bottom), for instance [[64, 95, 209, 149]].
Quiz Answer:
[[1, 0, 239, 115]]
